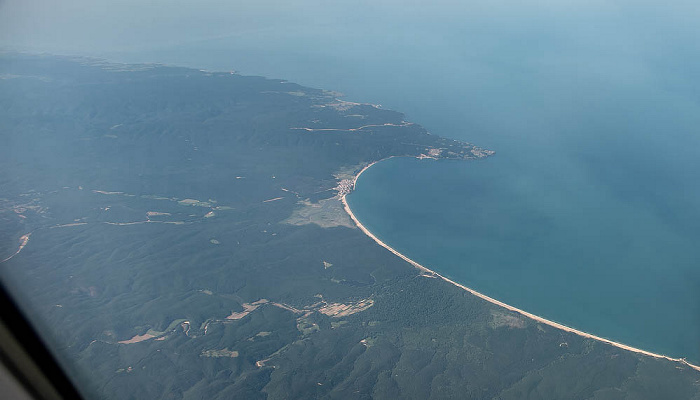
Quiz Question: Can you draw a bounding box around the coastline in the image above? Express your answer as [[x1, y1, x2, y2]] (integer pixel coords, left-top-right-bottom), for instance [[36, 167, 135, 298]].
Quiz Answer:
[[342, 158, 700, 372]]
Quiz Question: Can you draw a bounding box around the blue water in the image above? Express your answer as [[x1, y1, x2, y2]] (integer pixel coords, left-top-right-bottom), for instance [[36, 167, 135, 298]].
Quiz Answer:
[[10, 0, 700, 363], [347, 156, 700, 362]]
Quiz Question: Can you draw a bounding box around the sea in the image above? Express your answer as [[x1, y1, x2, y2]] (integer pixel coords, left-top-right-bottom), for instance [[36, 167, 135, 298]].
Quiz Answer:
[[15, 1, 700, 363]]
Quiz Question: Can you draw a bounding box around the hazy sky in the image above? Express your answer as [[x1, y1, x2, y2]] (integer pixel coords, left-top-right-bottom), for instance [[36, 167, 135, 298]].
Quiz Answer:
[[2, 0, 699, 152], [2, 1, 700, 56]]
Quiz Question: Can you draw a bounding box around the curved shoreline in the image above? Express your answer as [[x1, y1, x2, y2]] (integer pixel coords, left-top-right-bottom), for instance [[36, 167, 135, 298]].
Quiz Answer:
[[342, 158, 700, 372]]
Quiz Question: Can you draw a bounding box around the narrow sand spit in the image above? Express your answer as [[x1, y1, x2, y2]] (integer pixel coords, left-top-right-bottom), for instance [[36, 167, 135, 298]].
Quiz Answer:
[[342, 160, 700, 372]]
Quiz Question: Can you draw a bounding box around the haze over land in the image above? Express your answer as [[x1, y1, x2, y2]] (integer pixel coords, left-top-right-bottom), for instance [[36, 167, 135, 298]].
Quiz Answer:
[[2, 0, 700, 398], [2, 52, 699, 400]]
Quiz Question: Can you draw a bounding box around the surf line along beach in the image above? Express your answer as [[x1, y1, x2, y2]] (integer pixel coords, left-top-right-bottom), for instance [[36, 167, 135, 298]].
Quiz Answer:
[[341, 158, 700, 372]]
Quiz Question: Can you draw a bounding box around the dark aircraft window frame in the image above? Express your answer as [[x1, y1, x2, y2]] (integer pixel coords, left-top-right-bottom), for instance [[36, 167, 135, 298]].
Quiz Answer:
[[0, 281, 84, 400]]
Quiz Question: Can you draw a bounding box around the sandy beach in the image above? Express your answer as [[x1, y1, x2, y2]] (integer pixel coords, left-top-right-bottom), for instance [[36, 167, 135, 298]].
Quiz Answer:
[[342, 160, 700, 372]]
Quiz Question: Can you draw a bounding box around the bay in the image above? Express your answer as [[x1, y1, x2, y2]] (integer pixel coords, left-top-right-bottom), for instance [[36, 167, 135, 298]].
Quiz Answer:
[[347, 154, 700, 363]]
